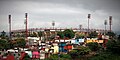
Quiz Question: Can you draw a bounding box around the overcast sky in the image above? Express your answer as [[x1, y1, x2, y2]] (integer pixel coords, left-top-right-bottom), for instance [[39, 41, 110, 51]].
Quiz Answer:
[[0, 0, 120, 34]]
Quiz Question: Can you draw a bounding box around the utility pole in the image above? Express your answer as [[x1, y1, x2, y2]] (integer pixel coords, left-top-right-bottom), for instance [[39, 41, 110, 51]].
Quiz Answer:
[[109, 16, 112, 32], [9, 15, 12, 40]]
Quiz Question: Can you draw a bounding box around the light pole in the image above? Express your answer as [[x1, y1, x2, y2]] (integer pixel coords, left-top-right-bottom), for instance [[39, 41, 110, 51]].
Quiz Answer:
[[25, 13, 28, 40], [109, 16, 112, 32], [104, 20, 107, 35], [87, 14, 91, 35], [9, 15, 12, 40], [79, 25, 82, 32], [52, 21, 55, 29]]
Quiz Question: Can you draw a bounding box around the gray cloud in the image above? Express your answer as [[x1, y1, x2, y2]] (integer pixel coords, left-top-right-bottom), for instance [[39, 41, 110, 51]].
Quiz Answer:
[[0, 0, 120, 34]]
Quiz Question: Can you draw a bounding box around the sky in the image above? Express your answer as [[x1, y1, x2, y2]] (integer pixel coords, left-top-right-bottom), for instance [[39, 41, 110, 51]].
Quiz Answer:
[[0, 0, 120, 35]]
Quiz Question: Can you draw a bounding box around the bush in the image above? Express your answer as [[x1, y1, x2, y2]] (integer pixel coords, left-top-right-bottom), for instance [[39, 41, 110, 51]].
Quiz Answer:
[[86, 42, 101, 51]]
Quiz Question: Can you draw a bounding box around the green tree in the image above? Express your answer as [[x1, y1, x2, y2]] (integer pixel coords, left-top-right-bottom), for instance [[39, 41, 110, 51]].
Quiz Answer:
[[1, 31, 6, 36], [0, 31, 8, 39], [57, 31, 64, 39], [0, 39, 7, 50], [118, 35, 120, 40], [38, 31, 43, 40], [16, 33, 20, 38], [106, 39, 120, 55], [86, 42, 101, 51], [63, 29, 75, 39], [30, 32, 37, 37], [0, 39, 10, 50], [60, 54, 71, 60], [75, 32, 85, 39], [106, 32, 116, 39], [45, 54, 58, 60], [15, 38, 26, 48], [69, 46, 91, 59], [77, 46, 91, 55], [89, 31, 98, 38], [49, 34, 56, 40], [69, 49, 79, 59]]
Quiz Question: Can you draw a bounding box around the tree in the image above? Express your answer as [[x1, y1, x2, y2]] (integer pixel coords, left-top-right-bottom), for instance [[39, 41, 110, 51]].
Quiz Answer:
[[69, 46, 91, 59], [16, 33, 20, 38], [38, 31, 43, 40], [86, 42, 101, 51], [49, 34, 56, 40], [38, 31, 43, 37], [69, 49, 79, 59], [0, 31, 8, 39], [15, 38, 26, 48], [57, 31, 64, 39], [106, 39, 120, 55], [118, 35, 120, 40], [77, 46, 91, 55], [89, 31, 98, 38], [1, 31, 6, 36], [0, 39, 7, 50], [106, 32, 116, 39], [30, 32, 37, 37], [63, 29, 75, 39], [0, 39, 10, 50], [75, 32, 85, 39]]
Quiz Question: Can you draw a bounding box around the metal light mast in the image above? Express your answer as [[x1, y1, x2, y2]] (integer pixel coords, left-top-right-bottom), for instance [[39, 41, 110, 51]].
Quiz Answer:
[[109, 16, 112, 32], [9, 15, 12, 40], [25, 13, 28, 40], [104, 20, 107, 35], [88, 14, 91, 34], [52, 21, 55, 29], [79, 24, 82, 32]]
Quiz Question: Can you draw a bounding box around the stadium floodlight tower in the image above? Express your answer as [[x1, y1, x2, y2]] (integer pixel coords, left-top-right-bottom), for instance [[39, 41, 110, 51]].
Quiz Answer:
[[109, 16, 112, 32], [104, 20, 107, 35], [24, 13, 28, 40], [8, 15, 12, 40], [79, 24, 82, 32], [87, 14, 91, 34], [52, 21, 55, 29]]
